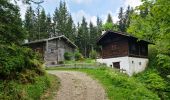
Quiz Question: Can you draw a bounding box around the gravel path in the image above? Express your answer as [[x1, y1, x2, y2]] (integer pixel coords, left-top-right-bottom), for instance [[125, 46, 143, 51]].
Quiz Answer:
[[48, 70, 107, 100]]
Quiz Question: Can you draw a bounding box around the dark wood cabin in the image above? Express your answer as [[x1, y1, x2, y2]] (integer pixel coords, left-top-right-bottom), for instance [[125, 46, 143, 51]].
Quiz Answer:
[[97, 31, 152, 59], [24, 35, 77, 66]]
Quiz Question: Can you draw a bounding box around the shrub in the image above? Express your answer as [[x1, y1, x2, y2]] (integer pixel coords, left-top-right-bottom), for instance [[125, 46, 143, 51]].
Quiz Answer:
[[0, 44, 45, 81], [135, 69, 167, 99], [64, 52, 73, 60], [0, 75, 53, 100], [58, 61, 64, 64], [89, 50, 97, 59], [157, 54, 170, 77], [74, 50, 83, 61]]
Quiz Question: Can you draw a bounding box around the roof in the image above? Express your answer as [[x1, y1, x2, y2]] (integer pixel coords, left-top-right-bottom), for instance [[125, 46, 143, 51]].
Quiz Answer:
[[24, 35, 77, 48], [97, 31, 153, 45]]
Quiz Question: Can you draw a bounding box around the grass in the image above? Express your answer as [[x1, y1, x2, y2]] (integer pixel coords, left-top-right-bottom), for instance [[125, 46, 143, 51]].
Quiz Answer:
[[41, 74, 60, 100], [0, 74, 60, 100], [47, 67, 160, 100]]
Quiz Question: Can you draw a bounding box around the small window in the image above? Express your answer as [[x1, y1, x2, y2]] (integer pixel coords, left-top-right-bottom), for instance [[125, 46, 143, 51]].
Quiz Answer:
[[132, 61, 134, 64], [131, 44, 136, 51], [139, 62, 142, 65], [113, 62, 120, 69], [48, 49, 54, 53]]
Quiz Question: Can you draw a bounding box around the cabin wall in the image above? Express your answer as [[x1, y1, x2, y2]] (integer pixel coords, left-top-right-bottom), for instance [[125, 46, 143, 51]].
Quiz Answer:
[[45, 39, 75, 66], [102, 39, 129, 58], [97, 57, 131, 75], [44, 40, 58, 65], [57, 40, 75, 62], [97, 57, 149, 76]]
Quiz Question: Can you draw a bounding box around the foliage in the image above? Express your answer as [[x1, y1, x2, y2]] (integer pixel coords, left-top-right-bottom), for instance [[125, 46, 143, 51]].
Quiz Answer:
[[0, 0, 25, 44], [0, 74, 58, 100], [74, 50, 83, 61], [118, 6, 133, 32], [75, 17, 89, 57], [24, 7, 51, 41], [89, 50, 98, 59], [127, 0, 170, 98], [53, 1, 76, 41], [106, 13, 113, 23], [64, 52, 73, 61], [0, 44, 45, 81], [136, 70, 166, 91], [157, 54, 170, 77], [102, 22, 118, 31]]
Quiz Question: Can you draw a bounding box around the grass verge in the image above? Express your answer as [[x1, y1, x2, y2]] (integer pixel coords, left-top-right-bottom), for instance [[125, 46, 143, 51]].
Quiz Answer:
[[47, 67, 160, 100], [0, 74, 60, 100]]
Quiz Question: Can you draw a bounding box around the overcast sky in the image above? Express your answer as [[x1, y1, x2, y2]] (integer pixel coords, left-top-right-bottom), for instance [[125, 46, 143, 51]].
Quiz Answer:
[[16, 0, 142, 25]]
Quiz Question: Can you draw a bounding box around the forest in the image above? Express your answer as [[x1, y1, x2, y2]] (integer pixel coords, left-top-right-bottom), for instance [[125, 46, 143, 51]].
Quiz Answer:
[[0, 0, 170, 99]]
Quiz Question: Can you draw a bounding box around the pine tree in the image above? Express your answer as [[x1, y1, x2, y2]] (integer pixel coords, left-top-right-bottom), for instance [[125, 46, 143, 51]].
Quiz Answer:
[[66, 15, 76, 41], [76, 17, 89, 57], [118, 7, 126, 32], [39, 9, 48, 39], [97, 17, 102, 34], [0, 0, 25, 44], [53, 1, 68, 36], [46, 13, 53, 37], [89, 21, 98, 51], [53, 1, 76, 41], [24, 6, 36, 41], [106, 13, 113, 23]]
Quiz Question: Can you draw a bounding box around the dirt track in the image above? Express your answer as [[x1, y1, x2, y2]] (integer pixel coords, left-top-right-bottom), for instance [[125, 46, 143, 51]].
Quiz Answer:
[[48, 71, 107, 100]]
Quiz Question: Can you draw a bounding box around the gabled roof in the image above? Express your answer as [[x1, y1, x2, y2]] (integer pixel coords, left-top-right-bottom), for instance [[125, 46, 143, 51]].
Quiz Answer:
[[97, 31, 153, 45], [24, 35, 77, 48]]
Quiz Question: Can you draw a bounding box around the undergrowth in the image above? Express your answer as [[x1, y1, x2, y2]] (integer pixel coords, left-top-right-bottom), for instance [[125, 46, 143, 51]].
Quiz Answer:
[[0, 74, 58, 100]]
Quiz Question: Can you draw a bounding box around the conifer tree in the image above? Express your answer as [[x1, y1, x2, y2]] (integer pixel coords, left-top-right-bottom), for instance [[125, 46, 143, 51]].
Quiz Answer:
[[39, 9, 48, 39], [76, 17, 89, 57], [24, 6, 36, 41], [53, 1, 76, 41], [0, 0, 25, 44], [106, 13, 113, 23], [118, 7, 126, 32]]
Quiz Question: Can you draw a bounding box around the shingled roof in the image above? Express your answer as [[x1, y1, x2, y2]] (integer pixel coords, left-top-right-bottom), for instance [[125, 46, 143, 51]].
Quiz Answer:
[[97, 31, 153, 45]]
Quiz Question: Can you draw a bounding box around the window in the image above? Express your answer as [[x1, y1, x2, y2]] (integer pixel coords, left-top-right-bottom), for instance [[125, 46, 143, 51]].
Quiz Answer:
[[132, 61, 134, 64], [113, 62, 120, 69], [141, 46, 147, 54], [48, 49, 54, 53], [112, 42, 118, 50], [139, 62, 142, 65], [131, 44, 136, 51]]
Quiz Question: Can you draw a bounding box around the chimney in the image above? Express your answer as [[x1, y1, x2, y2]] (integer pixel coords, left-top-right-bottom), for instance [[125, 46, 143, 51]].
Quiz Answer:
[[24, 39, 28, 43], [102, 30, 106, 35]]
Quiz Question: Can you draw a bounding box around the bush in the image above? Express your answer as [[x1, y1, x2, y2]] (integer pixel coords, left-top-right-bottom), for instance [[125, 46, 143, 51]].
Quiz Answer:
[[0, 44, 45, 81], [0, 75, 53, 100], [89, 50, 97, 59], [74, 50, 83, 61], [157, 54, 170, 77], [135, 69, 167, 99], [58, 61, 64, 64], [64, 52, 73, 60]]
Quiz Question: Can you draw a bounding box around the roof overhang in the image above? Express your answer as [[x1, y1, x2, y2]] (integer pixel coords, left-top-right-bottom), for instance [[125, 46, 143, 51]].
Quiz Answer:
[[24, 35, 78, 49], [97, 31, 153, 45]]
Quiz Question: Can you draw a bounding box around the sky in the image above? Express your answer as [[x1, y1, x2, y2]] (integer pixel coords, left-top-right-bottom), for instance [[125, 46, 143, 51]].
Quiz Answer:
[[16, 0, 142, 26]]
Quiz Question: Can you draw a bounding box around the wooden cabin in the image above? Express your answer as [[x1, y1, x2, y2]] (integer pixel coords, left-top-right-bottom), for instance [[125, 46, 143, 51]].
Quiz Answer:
[[97, 31, 152, 76], [24, 35, 77, 66]]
